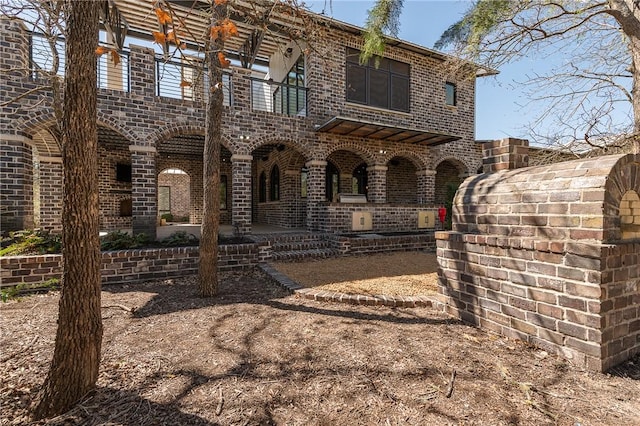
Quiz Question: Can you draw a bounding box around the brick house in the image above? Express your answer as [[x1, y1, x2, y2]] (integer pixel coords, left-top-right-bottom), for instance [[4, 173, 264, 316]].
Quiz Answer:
[[1, 2, 492, 239]]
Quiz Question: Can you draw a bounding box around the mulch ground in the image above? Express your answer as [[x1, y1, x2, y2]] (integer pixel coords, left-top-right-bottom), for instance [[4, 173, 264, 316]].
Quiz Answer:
[[272, 252, 439, 297], [1, 266, 639, 425]]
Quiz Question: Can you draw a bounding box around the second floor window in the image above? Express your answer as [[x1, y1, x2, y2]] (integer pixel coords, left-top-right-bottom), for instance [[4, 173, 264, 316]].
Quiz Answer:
[[346, 48, 410, 112], [445, 82, 457, 106]]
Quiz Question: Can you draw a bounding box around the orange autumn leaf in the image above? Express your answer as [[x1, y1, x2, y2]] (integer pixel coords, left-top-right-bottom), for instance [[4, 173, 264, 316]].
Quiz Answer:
[[95, 46, 108, 56], [180, 80, 192, 88], [152, 31, 166, 44], [217, 52, 231, 68], [214, 0, 227, 5], [221, 18, 238, 39], [166, 30, 179, 44], [155, 8, 172, 25], [210, 25, 220, 40], [110, 50, 121, 66]]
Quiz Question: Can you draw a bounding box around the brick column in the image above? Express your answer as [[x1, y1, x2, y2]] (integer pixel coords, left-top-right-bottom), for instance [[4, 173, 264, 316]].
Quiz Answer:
[[130, 146, 157, 239], [0, 18, 29, 78], [38, 156, 63, 233], [305, 160, 327, 231], [1, 135, 34, 232], [417, 169, 436, 205], [129, 45, 155, 97], [284, 169, 301, 228], [367, 164, 387, 203], [483, 138, 529, 172], [231, 154, 252, 235], [231, 67, 251, 111]]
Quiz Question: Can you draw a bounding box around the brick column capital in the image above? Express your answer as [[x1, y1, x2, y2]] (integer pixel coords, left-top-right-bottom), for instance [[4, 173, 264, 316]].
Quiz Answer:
[[129, 145, 157, 154], [367, 164, 388, 172], [416, 169, 437, 176], [231, 154, 253, 162], [305, 160, 327, 168]]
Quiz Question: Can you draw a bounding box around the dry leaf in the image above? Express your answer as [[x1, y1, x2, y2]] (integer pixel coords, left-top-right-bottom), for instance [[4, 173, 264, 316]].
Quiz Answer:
[[155, 8, 172, 25]]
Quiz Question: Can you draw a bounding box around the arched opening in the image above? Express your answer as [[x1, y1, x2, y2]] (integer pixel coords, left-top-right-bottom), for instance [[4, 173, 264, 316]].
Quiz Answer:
[[252, 142, 307, 228], [158, 168, 190, 223], [327, 149, 368, 197], [620, 189, 640, 240], [434, 159, 466, 205], [386, 156, 417, 203], [98, 125, 133, 231]]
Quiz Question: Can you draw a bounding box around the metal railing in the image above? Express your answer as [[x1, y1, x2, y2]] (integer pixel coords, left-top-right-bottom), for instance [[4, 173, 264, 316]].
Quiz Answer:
[[155, 56, 231, 106], [250, 77, 308, 117], [29, 32, 130, 92]]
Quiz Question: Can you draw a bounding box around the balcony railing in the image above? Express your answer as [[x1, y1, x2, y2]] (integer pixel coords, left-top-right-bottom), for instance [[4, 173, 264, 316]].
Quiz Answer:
[[155, 56, 231, 106], [29, 32, 131, 92], [250, 77, 308, 117]]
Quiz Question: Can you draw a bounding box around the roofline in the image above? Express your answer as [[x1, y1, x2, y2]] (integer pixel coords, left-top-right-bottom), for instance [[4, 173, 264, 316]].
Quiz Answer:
[[313, 14, 499, 78]]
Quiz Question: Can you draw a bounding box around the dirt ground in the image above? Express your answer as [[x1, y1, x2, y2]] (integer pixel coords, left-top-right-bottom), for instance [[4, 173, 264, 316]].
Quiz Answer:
[[1, 263, 639, 425], [272, 252, 439, 297]]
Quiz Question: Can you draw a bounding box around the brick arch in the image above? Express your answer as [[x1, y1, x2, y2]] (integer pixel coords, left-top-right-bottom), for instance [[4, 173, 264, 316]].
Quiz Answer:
[[96, 112, 139, 145], [432, 156, 469, 174], [150, 123, 233, 152], [325, 141, 376, 166], [603, 155, 640, 241], [383, 150, 426, 170], [245, 137, 311, 160]]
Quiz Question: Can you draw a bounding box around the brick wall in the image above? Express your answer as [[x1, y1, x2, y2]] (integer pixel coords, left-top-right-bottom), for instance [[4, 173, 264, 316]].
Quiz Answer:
[[320, 204, 439, 233], [1, 17, 482, 235], [1, 243, 260, 287], [437, 148, 640, 371]]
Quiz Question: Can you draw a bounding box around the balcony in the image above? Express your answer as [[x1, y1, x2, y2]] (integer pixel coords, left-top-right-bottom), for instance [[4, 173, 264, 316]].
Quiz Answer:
[[28, 32, 305, 116]]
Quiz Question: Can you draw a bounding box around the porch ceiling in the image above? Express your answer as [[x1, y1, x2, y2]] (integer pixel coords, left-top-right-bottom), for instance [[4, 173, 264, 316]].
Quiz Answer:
[[110, 0, 307, 66], [315, 116, 461, 146]]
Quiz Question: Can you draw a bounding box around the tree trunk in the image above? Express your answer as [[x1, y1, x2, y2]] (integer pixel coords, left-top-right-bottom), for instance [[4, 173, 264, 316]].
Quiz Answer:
[[628, 35, 640, 154], [608, 0, 640, 154], [198, 4, 226, 297], [33, 1, 102, 419]]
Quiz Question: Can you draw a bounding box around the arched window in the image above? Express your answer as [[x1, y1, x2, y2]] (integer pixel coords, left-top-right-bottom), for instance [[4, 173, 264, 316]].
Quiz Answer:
[[259, 172, 266, 202], [270, 165, 280, 201]]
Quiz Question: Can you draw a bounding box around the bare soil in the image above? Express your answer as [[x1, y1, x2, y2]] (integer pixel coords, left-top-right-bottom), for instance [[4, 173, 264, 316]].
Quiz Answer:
[[1, 263, 639, 425], [272, 252, 439, 296]]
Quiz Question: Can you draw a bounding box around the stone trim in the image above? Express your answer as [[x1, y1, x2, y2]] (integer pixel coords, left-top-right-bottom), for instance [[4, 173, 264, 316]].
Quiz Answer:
[[39, 156, 63, 163], [231, 154, 253, 162], [305, 160, 328, 167], [129, 145, 157, 153]]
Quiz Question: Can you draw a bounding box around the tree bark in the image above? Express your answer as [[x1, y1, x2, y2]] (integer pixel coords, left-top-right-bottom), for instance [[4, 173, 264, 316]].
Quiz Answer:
[[607, 0, 640, 153], [33, 0, 102, 419], [198, 3, 225, 297]]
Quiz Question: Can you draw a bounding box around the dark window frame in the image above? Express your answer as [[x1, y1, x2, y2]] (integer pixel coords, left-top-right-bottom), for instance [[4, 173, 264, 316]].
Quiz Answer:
[[445, 82, 457, 106], [269, 165, 280, 201], [346, 48, 410, 112], [258, 172, 267, 203], [220, 175, 227, 210]]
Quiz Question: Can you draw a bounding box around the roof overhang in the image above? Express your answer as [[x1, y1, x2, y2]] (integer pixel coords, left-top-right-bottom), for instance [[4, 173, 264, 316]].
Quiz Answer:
[[316, 116, 461, 146]]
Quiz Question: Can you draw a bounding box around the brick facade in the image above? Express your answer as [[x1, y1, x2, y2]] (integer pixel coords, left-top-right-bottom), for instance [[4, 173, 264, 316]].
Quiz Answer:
[[1, 16, 482, 237], [436, 138, 640, 371]]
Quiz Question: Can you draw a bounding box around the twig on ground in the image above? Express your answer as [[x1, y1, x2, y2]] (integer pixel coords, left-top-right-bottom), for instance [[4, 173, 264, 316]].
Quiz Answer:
[[102, 304, 136, 313], [215, 387, 224, 416], [446, 369, 456, 398]]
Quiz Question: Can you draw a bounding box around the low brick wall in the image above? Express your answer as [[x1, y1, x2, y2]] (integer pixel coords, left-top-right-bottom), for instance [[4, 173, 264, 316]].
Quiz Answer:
[[320, 204, 438, 233], [1, 243, 259, 287], [335, 233, 436, 255], [436, 232, 639, 371]]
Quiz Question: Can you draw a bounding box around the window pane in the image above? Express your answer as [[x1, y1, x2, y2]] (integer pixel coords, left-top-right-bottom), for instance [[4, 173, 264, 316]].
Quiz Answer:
[[391, 75, 409, 111], [346, 48, 360, 64], [390, 61, 409, 76], [369, 69, 389, 108], [346, 64, 367, 103], [445, 82, 456, 106]]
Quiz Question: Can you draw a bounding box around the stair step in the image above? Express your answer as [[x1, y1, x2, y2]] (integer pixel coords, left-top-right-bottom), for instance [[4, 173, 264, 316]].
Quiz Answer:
[[273, 240, 332, 252], [271, 248, 341, 262]]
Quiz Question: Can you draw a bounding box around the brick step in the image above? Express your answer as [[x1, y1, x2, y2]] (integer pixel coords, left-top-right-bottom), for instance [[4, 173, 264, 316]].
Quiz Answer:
[[271, 248, 341, 262], [272, 240, 333, 252]]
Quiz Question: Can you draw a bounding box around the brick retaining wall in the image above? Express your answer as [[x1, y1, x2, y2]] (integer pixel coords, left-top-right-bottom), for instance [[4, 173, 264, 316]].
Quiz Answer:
[[1, 243, 259, 287]]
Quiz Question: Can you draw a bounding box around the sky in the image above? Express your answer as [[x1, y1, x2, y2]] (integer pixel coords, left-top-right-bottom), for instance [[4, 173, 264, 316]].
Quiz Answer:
[[305, 0, 630, 142]]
